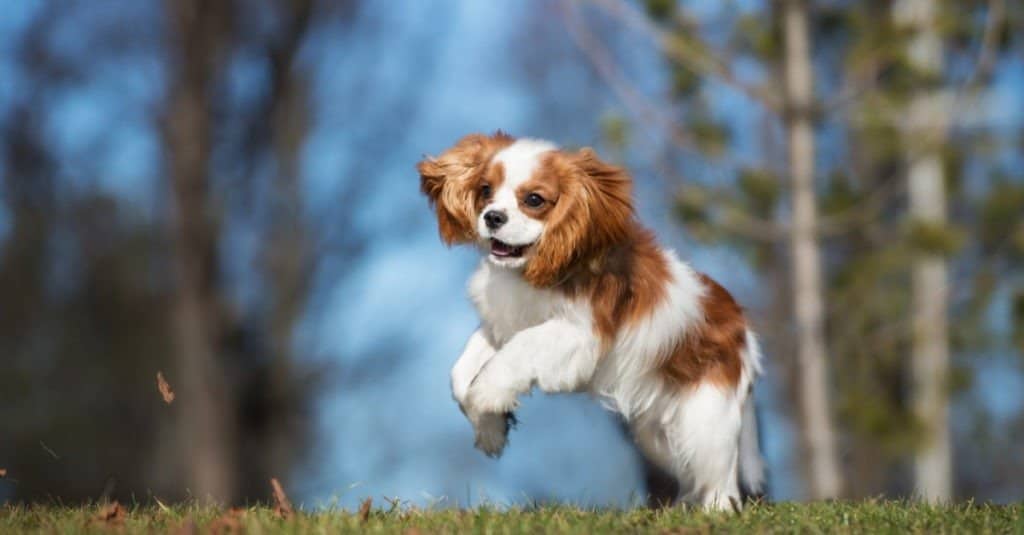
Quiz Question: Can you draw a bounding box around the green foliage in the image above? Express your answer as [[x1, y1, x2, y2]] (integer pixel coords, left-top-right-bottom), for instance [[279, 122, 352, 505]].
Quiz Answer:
[[643, 0, 674, 22], [600, 114, 630, 152], [1, 502, 1022, 534], [854, 118, 905, 166], [952, 269, 1000, 353], [879, 54, 945, 101], [670, 65, 701, 99], [821, 171, 860, 216], [1013, 290, 1024, 350], [976, 177, 1024, 257], [732, 14, 780, 62], [673, 185, 714, 241], [689, 116, 730, 158], [737, 168, 781, 217], [941, 144, 965, 198], [905, 220, 966, 256]]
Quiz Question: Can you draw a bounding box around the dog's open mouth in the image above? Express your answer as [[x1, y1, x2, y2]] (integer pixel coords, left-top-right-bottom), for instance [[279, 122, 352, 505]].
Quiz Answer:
[[490, 239, 531, 258]]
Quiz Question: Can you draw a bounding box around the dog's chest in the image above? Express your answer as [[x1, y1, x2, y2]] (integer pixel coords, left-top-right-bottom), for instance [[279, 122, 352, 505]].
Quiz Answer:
[[468, 263, 566, 345]]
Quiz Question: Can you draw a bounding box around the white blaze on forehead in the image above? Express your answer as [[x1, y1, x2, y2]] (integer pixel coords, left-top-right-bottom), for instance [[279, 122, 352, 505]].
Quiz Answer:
[[479, 138, 558, 259], [491, 138, 558, 193]]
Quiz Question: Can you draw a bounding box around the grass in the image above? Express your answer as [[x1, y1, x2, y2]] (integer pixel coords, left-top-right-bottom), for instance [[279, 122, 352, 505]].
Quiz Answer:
[[0, 500, 1021, 534]]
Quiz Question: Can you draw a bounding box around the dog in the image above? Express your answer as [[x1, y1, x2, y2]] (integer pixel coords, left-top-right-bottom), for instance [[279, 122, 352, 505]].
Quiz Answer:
[[417, 132, 764, 510]]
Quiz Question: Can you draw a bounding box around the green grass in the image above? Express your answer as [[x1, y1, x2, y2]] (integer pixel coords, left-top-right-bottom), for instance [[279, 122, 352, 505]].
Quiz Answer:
[[1, 500, 1022, 534]]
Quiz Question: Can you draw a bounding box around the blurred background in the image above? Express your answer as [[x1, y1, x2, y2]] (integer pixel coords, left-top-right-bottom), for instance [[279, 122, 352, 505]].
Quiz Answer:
[[1, 0, 1022, 508]]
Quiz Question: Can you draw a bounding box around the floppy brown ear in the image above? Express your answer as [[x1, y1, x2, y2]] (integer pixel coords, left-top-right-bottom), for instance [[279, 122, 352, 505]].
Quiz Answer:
[[571, 147, 634, 246], [417, 132, 514, 245], [523, 148, 634, 287]]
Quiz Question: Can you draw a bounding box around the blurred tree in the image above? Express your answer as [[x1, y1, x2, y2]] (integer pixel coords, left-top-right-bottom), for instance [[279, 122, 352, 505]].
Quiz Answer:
[[0, 3, 178, 502], [896, 0, 953, 503], [782, 0, 844, 499], [816, 0, 1020, 498], [0, 0, 335, 505], [163, 0, 239, 504]]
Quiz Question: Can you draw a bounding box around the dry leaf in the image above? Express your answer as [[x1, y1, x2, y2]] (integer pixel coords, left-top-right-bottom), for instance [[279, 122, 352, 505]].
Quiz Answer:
[[358, 497, 372, 523], [270, 478, 294, 519], [156, 371, 175, 404], [92, 501, 127, 527], [208, 508, 245, 534]]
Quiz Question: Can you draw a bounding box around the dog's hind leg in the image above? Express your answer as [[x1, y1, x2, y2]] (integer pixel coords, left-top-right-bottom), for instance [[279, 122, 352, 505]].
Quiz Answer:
[[665, 384, 744, 512]]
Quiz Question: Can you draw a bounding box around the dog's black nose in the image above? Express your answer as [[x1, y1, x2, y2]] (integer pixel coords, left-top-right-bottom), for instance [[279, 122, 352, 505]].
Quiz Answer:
[[484, 210, 507, 230]]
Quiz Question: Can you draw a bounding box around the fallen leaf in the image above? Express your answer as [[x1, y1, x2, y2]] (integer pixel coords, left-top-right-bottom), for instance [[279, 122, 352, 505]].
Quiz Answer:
[[270, 478, 294, 519], [358, 497, 372, 523], [208, 508, 245, 534], [92, 501, 127, 527], [156, 371, 175, 404]]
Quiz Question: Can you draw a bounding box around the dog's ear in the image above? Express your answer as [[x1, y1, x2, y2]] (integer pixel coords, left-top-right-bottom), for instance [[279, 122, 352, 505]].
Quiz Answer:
[[524, 147, 634, 287], [572, 147, 634, 249], [417, 131, 514, 245]]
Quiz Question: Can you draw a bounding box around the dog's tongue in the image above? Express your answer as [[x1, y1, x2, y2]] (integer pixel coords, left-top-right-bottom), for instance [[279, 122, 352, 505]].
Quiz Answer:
[[491, 240, 514, 257], [491, 239, 525, 257]]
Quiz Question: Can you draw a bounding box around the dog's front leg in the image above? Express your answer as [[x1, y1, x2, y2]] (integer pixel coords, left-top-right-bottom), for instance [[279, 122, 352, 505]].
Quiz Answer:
[[464, 319, 599, 456], [450, 328, 514, 456], [451, 328, 496, 409]]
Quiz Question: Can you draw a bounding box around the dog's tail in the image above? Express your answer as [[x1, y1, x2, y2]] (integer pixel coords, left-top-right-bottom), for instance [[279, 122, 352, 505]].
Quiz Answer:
[[738, 330, 766, 500]]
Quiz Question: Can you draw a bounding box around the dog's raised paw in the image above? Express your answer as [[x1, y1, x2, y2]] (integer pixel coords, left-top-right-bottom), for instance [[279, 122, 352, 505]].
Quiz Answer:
[[473, 412, 509, 457]]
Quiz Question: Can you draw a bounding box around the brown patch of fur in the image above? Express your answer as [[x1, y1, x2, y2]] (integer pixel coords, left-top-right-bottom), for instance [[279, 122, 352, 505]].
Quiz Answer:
[[557, 226, 672, 345], [417, 131, 514, 244], [661, 274, 746, 389], [523, 148, 634, 287]]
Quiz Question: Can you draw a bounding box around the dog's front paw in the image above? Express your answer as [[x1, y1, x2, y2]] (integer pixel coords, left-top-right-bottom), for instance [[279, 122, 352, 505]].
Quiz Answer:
[[465, 376, 519, 415], [472, 411, 517, 457]]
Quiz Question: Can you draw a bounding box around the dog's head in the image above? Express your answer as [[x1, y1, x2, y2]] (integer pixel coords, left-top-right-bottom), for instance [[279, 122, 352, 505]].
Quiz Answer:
[[418, 133, 634, 287]]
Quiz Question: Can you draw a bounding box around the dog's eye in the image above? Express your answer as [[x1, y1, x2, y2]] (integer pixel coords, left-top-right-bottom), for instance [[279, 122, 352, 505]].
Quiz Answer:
[[524, 193, 545, 208], [480, 184, 492, 198]]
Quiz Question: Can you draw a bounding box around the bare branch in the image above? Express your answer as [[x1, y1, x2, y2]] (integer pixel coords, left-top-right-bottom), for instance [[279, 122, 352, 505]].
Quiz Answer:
[[654, 158, 788, 242], [559, 0, 697, 152], [963, 0, 1005, 89], [817, 176, 906, 236], [827, 0, 1006, 115], [718, 210, 789, 242], [584, 0, 782, 113]]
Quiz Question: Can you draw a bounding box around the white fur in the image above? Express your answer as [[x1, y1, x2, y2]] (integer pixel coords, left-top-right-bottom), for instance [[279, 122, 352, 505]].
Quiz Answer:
[[450, 139, 765, 511], [477, 139, 557, 269]]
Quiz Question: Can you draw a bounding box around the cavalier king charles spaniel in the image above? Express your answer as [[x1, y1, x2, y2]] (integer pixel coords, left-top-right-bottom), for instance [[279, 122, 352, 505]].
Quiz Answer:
[[418, 132, 765, 511]]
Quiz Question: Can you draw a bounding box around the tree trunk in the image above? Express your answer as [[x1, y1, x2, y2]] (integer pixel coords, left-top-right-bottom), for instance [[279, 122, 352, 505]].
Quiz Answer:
[[782, 0, 844, 500], [896, 0, 953, 503], [263, 6, 313, 486], [163, 0, 237, 505]]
